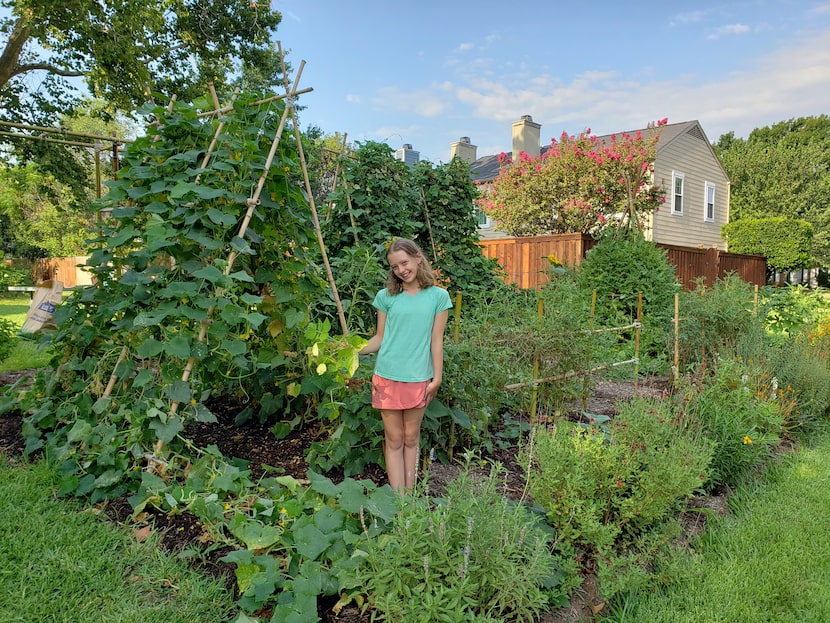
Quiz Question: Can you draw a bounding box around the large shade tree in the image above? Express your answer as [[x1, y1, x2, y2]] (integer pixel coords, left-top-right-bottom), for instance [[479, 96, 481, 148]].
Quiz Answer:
[[0, 0, 283, 122], [714, 115, 830, 268]]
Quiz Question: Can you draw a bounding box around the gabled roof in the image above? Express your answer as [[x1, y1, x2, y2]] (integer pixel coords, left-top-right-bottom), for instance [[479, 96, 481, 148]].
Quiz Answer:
[[469, 119, 729, 183]]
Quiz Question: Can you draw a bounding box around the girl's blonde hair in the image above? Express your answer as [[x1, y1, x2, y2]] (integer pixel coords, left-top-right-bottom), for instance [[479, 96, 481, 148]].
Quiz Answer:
[[385, 238, 435, 294]]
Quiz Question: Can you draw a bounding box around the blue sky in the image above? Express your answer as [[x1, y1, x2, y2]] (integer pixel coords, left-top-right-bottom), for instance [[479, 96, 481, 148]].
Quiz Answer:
[[274, 0, 830, 163]]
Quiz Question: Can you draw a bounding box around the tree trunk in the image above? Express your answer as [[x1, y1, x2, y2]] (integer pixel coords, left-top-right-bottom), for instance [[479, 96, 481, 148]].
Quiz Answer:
[[0, 16, 31, 91]]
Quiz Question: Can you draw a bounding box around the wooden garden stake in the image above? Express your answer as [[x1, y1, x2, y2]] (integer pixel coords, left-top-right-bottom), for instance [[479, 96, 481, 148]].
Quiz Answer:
[[634, 292, 642, 394], [673, 292, 680, 387], [582, 291, 597, 413], [530, 297, 544, 423], [278, 43, 348, 335]]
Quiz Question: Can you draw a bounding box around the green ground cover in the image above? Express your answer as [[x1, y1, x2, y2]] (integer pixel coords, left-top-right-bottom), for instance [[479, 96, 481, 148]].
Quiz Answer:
[[0, 455, 237, 623], [0, 298, 55, 372], [607, 430, 830, 623]]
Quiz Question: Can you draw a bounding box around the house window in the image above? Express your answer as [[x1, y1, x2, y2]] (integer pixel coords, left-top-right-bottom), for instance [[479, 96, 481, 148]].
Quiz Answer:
[[704, 182, 715, 222], [475, 207, 491, 228], [671, 172, 684, 215]]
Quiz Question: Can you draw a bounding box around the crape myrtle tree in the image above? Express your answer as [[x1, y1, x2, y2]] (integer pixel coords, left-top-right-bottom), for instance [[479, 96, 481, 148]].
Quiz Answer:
[[477, 120, 668, 236]]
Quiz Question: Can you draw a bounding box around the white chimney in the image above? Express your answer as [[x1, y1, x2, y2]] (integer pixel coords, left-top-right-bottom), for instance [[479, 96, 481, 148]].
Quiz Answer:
[[450, 136, 477, 164], [512, 115, 541, 162]]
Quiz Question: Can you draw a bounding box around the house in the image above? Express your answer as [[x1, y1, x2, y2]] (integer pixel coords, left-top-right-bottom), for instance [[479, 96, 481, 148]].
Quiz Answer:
[[452, 115, 731, 250]]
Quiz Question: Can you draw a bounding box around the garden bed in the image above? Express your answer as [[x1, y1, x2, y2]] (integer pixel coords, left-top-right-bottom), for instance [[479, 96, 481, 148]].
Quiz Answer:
[[0, 373, 730, 622]]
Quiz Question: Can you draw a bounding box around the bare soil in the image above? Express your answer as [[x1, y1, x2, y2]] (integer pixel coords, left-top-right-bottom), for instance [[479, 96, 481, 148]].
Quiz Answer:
[[0, 372, 729, 622]]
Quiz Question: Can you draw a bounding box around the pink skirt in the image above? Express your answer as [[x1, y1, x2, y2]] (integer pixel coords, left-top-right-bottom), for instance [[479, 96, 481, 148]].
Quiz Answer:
[[372, 374, 429, 410]]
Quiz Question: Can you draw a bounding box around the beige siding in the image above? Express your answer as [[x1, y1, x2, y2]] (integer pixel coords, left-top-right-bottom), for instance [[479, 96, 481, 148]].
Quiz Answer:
[[651, 126, 730, 250]]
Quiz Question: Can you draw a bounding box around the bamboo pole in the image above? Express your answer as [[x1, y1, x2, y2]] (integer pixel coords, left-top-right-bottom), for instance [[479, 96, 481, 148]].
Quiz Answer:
[[419, 187, 438, 263], [634, 292, 642, 394], [673, 292, 680, 387], [529, 298, 544, 422], [103, 96, 179, 401], [582, 291, 597, 412], [0, 130, 105, 148], [195, 87, 313, 118], [504, 359, 638, 391], [163, 62, 303, 431], [279, 42, 348, 336], [344, 191, 361, 246], [325, 134, 348, 223], [0, 120, 129, 143], [453, 291, 462, 344]]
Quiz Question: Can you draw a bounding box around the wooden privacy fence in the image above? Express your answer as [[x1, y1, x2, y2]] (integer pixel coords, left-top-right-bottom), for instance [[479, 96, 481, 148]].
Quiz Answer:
[[33, 257, 93, 288], [479, 234, 767, 291]]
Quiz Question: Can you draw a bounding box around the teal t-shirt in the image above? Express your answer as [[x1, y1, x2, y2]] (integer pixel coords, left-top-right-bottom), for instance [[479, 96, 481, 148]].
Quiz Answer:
[[372, 286, 453, 382]]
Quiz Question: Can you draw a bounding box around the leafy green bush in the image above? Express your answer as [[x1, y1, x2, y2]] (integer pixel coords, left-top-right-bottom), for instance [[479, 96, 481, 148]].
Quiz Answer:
[[575, 231, 679, 373], [576, 231, 679, 327], [521, 397, 713, 599], [0, 317, 19, 362], [676, 274, 766, 369], [358, 460, 577, 622], [0, 262, 32, 292], [722, 216, 812, 276], [679, 358, 784, 489], [761, 284, 830, 338]]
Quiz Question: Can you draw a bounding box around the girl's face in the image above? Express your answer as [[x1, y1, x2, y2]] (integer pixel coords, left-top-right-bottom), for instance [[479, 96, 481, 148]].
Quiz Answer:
[[387, 249, 420, 285]]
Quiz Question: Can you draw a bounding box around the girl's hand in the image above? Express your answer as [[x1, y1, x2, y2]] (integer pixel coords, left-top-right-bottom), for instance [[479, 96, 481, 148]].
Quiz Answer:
[[425, 379, 441, 405]]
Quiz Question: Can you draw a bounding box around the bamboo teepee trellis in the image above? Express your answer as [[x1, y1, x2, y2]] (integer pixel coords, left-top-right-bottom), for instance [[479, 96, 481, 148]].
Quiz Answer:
[[90, 45, 348, 462]]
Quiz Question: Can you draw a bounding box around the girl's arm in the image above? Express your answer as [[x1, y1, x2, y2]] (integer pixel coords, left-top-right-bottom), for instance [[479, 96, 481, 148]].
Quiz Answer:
[[425, 309, 450, 404], [358, 311, 386, 355]]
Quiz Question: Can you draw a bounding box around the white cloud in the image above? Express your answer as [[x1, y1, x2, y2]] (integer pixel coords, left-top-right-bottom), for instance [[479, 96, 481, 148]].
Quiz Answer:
[[442, 27, 830, 149], [456, 42, 475, 53], [371, 86, 451, 118], [669, 10, 708, 27], [707, 23, 751, 39]]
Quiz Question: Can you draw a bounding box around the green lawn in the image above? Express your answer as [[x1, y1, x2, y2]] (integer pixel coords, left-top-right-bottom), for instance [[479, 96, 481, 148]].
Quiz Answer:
[[0, 456, 238, 623], [0, 297, 55, 372], [606, 431, 830, 623]]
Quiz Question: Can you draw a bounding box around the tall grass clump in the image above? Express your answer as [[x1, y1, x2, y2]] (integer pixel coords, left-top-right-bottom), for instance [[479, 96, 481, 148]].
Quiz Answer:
[[758, 285, 830, 435], [357, 459, 577, 622], [676, 274, 766, 369], [521, 397, 713, 599], [678, 358, 785, 490]]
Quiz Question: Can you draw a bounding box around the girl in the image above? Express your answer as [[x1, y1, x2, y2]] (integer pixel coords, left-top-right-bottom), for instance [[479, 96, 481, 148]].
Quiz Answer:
[[359, 238, 453, 491]]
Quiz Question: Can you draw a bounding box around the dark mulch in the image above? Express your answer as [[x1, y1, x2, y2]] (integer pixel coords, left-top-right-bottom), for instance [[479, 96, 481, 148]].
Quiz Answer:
[[1, 373, 714, 622]]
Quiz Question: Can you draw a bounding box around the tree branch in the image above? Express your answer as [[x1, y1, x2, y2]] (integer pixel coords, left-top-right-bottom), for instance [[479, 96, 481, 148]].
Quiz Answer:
[[14, 63, 85, 78]]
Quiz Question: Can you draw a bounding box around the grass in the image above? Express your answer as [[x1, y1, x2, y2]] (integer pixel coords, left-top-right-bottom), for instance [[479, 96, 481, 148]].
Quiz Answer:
[[606, 431, 830, 623], [0, 297, 55, 372], [0, 456, 237, 623], [0, 298, 238, 621]]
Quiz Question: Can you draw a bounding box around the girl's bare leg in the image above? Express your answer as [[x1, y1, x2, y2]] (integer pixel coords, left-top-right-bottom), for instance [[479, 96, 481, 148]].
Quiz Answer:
[[381, 407, 425, 492]]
